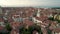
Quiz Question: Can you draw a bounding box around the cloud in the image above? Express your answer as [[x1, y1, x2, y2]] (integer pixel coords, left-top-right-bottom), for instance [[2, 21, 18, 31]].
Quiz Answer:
[[0, 0, 60, 7]]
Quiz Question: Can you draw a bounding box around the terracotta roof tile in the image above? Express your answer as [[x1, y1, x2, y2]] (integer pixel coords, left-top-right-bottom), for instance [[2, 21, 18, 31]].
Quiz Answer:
[[0, 26, 4, 30], [54, 28, 60, 33], [23, 19, 34, 26], [10, 22, 22, 29], [11, 29, 19, 34]]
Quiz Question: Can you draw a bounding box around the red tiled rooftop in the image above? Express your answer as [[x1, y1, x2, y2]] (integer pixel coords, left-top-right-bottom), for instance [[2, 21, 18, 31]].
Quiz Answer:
[[35, 16, 48, 21], [49, 25, 55, 30], [53, 28, 60, 33], [8, 17, 14, 22], [0, 26, 4, 30], [23, 19, 34, 26], [51, 21, 57, 26], [0, 18, 4, 22], [10, 22, 22, 28], [32, 30, 39, 34], [11, 29, 19, 34]]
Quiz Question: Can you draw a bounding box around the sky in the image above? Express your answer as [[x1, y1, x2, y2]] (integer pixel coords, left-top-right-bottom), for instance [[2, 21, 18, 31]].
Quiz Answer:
[[0, 0, 60, 7]]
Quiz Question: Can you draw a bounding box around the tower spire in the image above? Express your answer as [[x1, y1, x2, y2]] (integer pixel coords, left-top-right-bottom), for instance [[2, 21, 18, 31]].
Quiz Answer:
[[36, 8, 41, 17]]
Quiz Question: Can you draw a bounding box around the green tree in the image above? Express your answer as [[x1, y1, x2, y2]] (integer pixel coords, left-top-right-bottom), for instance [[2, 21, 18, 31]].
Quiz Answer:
[[47, 29, 52, 34], [19, 25, 43, 34], [5, 23, 12, 32], [19, 26, 31, 34], [48, 17, 54, 21], [28, 25, 43, 34]]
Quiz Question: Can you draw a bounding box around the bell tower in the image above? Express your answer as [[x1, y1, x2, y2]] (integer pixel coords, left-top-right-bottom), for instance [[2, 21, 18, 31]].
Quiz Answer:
[[36, 8, 41, 17]]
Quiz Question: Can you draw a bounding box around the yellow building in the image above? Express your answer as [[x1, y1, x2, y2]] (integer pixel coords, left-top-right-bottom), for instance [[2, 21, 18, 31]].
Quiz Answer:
[[54, 14, 60, 20]]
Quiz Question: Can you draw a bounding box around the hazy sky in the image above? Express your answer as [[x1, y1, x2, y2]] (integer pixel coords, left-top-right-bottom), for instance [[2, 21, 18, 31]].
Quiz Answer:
[[0, 0, 60, 7]]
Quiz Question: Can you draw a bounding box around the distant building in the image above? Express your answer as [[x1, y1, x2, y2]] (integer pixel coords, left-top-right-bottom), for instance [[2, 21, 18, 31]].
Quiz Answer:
[[0, 18, 5, 27], [12, 15, 23, 22], [11, 29, 19, 34], [54, 14, 60, 20], [0, 7, 3, 14], [52, 28, 60, 34]]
